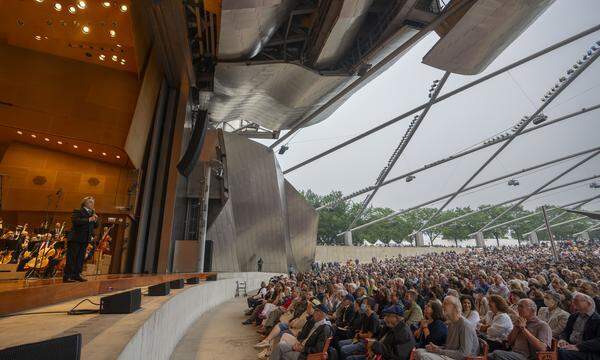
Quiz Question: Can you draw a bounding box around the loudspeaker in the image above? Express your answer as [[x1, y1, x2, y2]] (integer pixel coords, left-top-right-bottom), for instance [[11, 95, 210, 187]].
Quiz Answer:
[[186, 277, 199, 284], [100, 289, 141, 314], [0, 333, 82, 360], [203, 240, 213, 272], [148, 282, 170, 296], [169, 279, 185, 289], [177, 110, 208, 177]]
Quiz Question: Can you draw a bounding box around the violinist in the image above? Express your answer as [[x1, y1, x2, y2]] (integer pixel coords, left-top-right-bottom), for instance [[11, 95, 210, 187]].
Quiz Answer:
[[63, 196, 98, 282]]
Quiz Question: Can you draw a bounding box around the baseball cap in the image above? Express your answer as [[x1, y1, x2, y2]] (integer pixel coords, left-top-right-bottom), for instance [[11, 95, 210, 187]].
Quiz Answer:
[[382, 304, 404, 316]]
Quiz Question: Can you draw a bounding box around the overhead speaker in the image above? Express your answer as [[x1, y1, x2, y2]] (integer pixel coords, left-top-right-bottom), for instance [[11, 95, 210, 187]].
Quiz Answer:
[[177, 110, 208, 177], [148, 282, 170, 296], [100, 288, 142, 314], [169, 279, 185, 289], [0, 333, 82, 360], [186, 277, 200, 284]]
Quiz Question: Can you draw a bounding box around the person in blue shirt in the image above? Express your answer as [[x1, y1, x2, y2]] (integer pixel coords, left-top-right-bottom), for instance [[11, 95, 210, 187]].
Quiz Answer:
[[414, 300, 448, 348]]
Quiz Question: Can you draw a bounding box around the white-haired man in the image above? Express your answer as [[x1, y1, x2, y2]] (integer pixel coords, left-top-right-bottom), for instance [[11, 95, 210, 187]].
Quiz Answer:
[[489, 298, 552, 360], [415, 296, 479, 360], [558, 292, 600, 360], [64, 196, 98, 282]]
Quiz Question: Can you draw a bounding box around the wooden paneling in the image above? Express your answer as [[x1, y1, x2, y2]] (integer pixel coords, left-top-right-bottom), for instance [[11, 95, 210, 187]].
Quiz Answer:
[[0, 43, 139, 149], [0, 0, 137, 72], [124, 48, 162, 168], [0, 142, 133, 214]]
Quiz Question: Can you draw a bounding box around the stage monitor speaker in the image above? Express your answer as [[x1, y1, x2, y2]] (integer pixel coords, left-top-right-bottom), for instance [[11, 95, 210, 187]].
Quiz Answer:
[[100, 288, 142, 314], [0, 333, 82, 360], [177, 110, 208, 177], [170, 279, 185, 289], [203, 240, 213, 272], [148, 282, 170, 296], [186, 277, 199, 284]]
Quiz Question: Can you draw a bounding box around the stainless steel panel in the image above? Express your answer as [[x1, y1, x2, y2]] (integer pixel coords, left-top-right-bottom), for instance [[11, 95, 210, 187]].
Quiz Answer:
[[422, 0, 555, 75], [219, 0, 298, 60], [314, 0, 374, 68], [223, 132, 292, 272], [211, 62, 353, 130], [285, 180, 317, 272], [206, 199, 240, 272]]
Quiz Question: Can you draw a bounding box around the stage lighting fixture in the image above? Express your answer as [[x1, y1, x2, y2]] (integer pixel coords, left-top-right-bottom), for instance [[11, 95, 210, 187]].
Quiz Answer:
[[17, 130, 23, 135], [77, 1, 86, 9], [31, 134, 37, 138], [278, 145, 289, 155], [532, 113, 548, 125], [109, 30, 116, 38], [102, 152, 107, 156], [508, 179, 519, 186], [120, 4, 128, 12], [73, 145, 78, 149], [44, 137, 50, 142], [88, 148, 93, 153], [57, 141, 63, 145], [82, 25, 90, 34], [102, 1, 111, 7], [111, 55, 118, 61], [116, 155, 121, 159], [54, 3, 62, 11], [99, 54, 106, 61], [68, 5, 76, 13], [406, 175, 415, 183]]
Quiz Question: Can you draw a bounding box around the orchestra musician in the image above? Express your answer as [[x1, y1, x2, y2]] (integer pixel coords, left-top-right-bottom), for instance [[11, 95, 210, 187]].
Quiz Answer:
[[63, 196, 98, 282]]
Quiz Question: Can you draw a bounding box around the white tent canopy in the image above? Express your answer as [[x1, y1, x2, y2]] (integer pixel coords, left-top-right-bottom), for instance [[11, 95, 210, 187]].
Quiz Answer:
[[400, 240, 412, 246], [362, 239, 373, 246], [388, 240, 398, 247], [374, 239, 385, 246]]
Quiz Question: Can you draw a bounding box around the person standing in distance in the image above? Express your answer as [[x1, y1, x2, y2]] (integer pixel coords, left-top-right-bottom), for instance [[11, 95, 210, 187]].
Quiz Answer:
[[63, 196, 98, 282]]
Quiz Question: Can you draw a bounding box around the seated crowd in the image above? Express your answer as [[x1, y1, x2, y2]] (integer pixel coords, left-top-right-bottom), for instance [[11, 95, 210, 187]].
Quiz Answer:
[[242, 242, 600, 360]]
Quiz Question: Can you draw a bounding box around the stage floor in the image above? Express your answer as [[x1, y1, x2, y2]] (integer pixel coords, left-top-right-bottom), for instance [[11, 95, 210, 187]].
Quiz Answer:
[[0, 272, 214, 315]]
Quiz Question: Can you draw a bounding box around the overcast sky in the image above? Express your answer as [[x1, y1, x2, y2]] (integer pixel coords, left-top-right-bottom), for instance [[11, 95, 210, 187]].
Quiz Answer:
[[260, 0, 600, 213]]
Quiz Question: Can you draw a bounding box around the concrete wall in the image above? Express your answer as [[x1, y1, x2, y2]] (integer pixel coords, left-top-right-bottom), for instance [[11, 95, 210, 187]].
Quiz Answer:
[[315, 246, 467, 263], [118, 272, 279, 360]]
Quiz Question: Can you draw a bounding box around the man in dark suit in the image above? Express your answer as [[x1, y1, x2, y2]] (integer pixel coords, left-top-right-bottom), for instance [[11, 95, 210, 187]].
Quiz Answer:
[[63, 196, 98, 282], [559, 292, 600, 360]]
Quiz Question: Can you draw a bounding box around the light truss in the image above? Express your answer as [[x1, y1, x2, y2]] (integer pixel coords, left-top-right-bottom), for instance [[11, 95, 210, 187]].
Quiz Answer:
[[417, 39, 600, 232], [316, 104, 600, 211], [282, 24, 600, 173]]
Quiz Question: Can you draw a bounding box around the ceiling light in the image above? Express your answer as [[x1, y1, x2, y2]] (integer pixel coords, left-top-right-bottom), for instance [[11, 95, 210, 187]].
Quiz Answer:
[[102, 152, 107, 156], [116, 44, 122, 48], [102, 1, 111, 7], [17, 130, 23, 135], [31, 134, 37, 138], [57, 141, 63, 145], [44, 137, 50, 142], [88, 148, 93, 152], [35, 0, 44, 3], [116, 155, 121, 159], [111, 55, 118, 61], [34, 35, 42, 41], [68, 5, 76, 13], [77, 1, 86, 9], [73, 145, 78, 149], [54, 3, 62, 11], [99, 54, 106, 61], [82, 25, 90, 34], [119, 4, 128, 12], [109, 29, 116, 38], [120, 59, 126, 65]]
